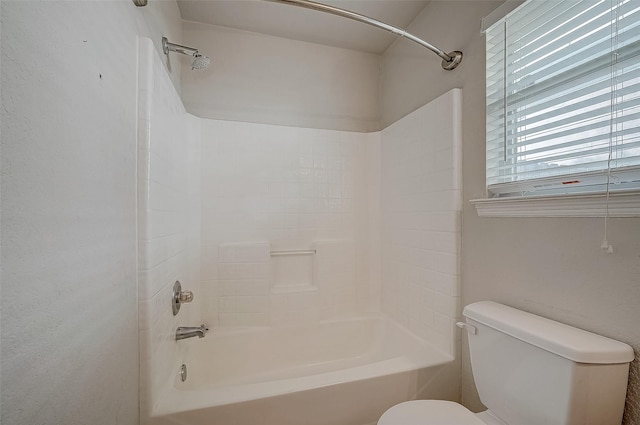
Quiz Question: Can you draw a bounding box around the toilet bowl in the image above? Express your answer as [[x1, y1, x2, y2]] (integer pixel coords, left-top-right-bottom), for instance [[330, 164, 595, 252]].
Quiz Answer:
[[378, 400, 511, 425], [378, 400, 486, 425], [377, 302, 634, 425]]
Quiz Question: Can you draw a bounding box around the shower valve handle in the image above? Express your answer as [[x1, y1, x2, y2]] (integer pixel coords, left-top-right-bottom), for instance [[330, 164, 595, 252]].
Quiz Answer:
[[172, 281, 194, 316], [179, 290, 194, 303]]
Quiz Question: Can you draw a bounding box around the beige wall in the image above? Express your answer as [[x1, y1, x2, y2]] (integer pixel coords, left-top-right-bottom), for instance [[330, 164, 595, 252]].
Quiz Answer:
[[180, 21, 381, 132], [380, 1, 640, 423], [1, 2, 183, 424]]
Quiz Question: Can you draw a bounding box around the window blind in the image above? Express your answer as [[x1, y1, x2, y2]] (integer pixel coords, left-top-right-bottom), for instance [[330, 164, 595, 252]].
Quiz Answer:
[[486, 0, 640, 198]]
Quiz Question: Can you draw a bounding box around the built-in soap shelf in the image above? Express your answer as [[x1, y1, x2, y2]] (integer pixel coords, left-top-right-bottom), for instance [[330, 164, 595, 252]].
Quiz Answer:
[[270, 249, 316, 257], [270, 245, 316, 294]]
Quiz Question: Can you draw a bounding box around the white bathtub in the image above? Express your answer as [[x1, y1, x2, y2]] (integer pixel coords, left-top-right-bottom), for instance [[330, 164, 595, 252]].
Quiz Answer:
[[149, 315, 459, 425]]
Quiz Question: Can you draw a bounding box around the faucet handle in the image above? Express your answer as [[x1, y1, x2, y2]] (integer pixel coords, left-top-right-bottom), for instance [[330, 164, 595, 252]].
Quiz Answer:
[[172, 281, 194, 316], [179, 290, 194, 303]]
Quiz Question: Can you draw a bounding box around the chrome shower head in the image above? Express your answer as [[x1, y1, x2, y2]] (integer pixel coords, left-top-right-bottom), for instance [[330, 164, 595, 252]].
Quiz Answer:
[[162, 37, 210, 71], [191, 54, 211, 70]]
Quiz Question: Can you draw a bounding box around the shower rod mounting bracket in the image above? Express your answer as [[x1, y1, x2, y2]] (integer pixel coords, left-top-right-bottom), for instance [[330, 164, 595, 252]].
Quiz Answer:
[[264, 0, 463, 70], [442, 51, 463, 71]]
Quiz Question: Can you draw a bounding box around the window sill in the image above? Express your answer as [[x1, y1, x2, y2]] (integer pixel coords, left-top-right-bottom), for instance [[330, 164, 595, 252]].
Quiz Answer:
[[470, 190, 640, 218]]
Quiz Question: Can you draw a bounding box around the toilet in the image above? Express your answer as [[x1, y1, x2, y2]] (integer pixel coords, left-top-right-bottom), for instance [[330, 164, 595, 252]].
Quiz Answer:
[[378, 301, 635, 425]]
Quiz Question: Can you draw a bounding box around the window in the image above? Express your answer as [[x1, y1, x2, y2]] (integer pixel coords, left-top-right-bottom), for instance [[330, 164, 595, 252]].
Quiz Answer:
[[485, 0, 640, 199]]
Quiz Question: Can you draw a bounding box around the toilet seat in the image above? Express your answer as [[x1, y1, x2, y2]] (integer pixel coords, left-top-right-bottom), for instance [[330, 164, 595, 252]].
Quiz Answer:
[[377, 400, 487, 425]]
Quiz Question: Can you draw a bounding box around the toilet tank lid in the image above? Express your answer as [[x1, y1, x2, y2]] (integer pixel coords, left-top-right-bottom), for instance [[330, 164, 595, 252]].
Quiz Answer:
[[463, 301, 634, 364]]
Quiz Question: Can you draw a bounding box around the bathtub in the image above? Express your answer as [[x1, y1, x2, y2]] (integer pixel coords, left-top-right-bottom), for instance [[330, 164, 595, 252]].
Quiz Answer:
[[149, 315, 459, 425]]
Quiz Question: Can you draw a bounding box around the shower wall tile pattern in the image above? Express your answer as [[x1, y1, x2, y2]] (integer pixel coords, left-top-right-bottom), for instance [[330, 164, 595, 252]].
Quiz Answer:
[[380, 89, 462, 356], [136, 64, 462, 418], [217, 242, 271, 326], [137, 39, 201, 420], [314, 240, 358, 318], [200, 120, 377, 327]]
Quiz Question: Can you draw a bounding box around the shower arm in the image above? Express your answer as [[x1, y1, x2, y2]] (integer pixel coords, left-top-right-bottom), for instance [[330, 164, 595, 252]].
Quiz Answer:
[[264, 0, 462, 70], [162, 37, 198, 57]]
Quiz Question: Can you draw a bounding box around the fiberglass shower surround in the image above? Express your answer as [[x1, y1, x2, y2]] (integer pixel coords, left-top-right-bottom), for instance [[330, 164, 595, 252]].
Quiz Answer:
[[137, 2, 465, 423], [136, 34, 462, 423]]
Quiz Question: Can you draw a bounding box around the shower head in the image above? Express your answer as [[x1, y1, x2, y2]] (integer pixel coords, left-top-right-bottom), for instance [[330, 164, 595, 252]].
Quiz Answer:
[[162, 37, 211, 71], [191, 54, 211, 70]]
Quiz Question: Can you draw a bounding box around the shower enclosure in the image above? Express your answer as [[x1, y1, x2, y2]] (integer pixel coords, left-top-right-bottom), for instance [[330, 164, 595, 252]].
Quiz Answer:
[[137, 31, 462, 424]]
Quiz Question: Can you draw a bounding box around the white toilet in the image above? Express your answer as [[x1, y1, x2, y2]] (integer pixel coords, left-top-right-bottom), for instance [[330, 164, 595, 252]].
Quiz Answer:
[[378, 301, 634, 425]]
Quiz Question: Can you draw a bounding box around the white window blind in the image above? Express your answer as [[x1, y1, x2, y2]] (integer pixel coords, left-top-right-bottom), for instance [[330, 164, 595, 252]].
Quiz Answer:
[[486, 0, 640, 198]]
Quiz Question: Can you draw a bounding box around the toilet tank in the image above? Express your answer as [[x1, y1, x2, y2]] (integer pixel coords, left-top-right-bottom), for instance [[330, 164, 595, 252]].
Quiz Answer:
[[463, 302, 634, 425]]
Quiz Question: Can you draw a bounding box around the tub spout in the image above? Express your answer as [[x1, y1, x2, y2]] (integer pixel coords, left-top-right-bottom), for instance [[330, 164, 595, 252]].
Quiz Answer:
[[176, 324, 208, 341]]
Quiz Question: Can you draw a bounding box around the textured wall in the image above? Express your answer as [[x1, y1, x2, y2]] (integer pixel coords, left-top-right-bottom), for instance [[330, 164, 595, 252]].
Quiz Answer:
[[0, 2, 182, 424], [380, 1, 640, 422], [180, 21, 381, 132], [1, 2, 135, 424]]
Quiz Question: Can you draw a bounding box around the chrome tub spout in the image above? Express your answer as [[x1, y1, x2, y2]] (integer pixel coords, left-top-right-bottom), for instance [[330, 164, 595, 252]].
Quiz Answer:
[[176, 324, 208, 341]]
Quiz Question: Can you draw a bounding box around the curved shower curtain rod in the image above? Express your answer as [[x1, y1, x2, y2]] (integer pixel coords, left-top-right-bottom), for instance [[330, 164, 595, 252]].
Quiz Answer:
[[264, 0, 463, 70]]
